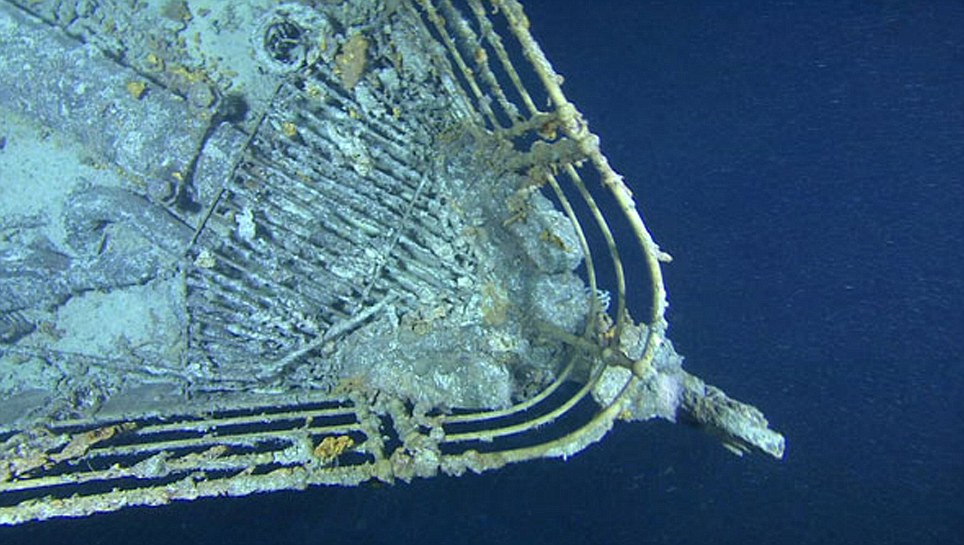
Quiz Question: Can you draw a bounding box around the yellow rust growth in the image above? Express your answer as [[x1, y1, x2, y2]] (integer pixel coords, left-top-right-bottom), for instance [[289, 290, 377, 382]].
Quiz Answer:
[[538, 119, 560, 141], [539, 229, 569, 252], [54, 423, 137, 463], [335, 33, 369, 90], [306, 82, 324, 99], [145, 52, 165, 72], [473, 47, 488, 64], [125, 80, 148, 100], [166, 63, 209, 85], [281, 121, 299, 138], [313, 435, 355, 463]]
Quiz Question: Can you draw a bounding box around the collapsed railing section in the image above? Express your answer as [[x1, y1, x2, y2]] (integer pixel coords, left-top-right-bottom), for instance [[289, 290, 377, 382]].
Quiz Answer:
[[0, 395, 381, 524]]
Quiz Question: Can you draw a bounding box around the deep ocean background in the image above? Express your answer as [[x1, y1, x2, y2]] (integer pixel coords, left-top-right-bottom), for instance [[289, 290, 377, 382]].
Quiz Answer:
[[4, 1, 962, 544]]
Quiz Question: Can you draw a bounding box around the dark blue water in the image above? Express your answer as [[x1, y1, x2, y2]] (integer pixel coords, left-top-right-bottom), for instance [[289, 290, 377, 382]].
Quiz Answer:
[[4, 2, 962, 544]]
